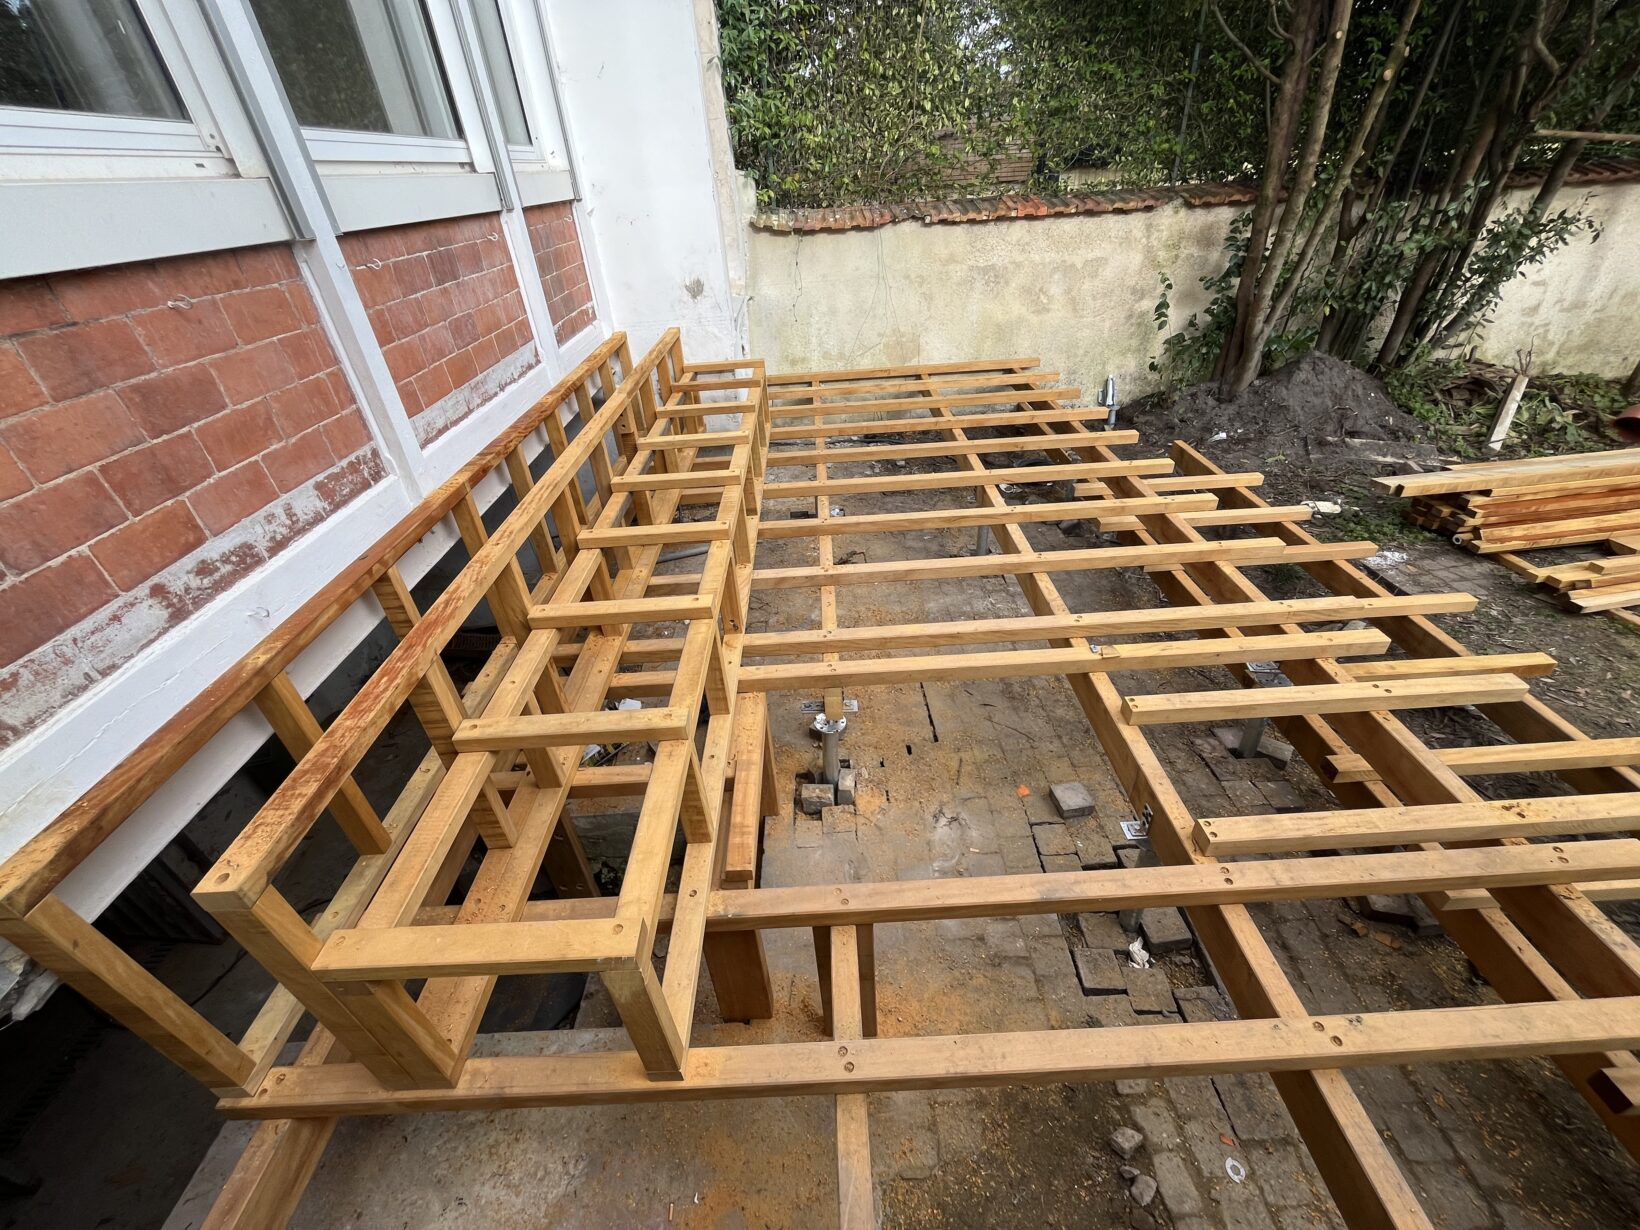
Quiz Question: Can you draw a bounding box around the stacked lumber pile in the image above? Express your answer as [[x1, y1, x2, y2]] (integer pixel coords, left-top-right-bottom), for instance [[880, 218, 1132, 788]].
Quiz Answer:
[[1378, 449, 1640, 555], [1378, 449, 1640, 618], [1531, 535, 1640, 613]]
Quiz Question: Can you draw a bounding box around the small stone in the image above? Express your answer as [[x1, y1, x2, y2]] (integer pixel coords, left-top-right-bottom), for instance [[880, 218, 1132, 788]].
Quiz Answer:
[[1032, 823, 1077, 858], [1109, 1126, 1145, 1160], [834, 767, 858, 806], [1049, 781, 1095, 819], [1125, 966, 1176, 1014], [1119, 1164, 1141, 1181], [1130, 1174, 1159, 1206], [1139, 907, 1193, 954], [798, 782, 834, 815], [1073, 947, 1126, 995]]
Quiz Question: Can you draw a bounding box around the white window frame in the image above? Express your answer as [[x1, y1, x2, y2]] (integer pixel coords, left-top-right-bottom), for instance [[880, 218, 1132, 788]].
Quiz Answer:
[[0, 0, 254, 180]]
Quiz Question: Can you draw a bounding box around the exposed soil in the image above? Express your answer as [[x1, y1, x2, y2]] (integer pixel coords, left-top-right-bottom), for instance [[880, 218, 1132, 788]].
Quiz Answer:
[[1127, 352, 1444, 540]]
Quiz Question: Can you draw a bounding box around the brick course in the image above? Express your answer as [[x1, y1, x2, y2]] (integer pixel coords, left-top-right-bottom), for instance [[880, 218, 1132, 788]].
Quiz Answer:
[[341, 213, 536, 443], [523, 202, 597, 344], [0, 243, 385, 741]]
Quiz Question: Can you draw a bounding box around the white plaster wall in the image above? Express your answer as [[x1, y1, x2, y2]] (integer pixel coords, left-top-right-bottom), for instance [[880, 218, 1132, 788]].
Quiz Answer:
[[747, 184, 1640, 390], [1478, 181, 1640, 375], [543, 0, 745, 361], [747, 202, 1238, 401]]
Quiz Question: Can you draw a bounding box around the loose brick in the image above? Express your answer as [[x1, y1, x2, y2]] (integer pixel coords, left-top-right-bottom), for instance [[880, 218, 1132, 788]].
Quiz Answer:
[[1139, 906, 1194, 955], [1076, 911, 1133, 950], [3, 390, 144, 484], [220, 284, 301, 343], [1039, 853, 1082, 874], [1031, 822, 1077, 858], [1125, 965, 1176, 1014], [98, 433, 212, 515], [130, 299, 238, 367], [0, 470, 126, 572], [16, 318, 154, 401], [1073, 946, 1127, 995], [90, 499, 207, 589], [119, 365, 227, 437], [0, 553, 117, 667], [188, 461, 278, 534], [211, 338, 297, 406], [1049, 781, 1095, 818], [196, 401, 281, 470], [0, 343, 49, 419], [262, 425, 334, 492]]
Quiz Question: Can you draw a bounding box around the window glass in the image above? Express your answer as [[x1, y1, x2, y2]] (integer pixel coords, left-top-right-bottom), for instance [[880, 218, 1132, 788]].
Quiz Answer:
[[470, 0, 528, 147], [249, 0, 460, 140], [0, 0, 185, 120]]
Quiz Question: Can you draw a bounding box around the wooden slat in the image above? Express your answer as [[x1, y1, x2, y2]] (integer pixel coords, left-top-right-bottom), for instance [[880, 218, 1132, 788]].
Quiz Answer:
[[1121, 675, 1531, 726], [1196, 794, 1640, 855], [218, 996, 1640, 1117]]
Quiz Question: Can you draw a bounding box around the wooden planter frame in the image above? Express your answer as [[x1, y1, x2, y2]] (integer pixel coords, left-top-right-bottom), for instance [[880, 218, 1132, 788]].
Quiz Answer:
[[4, 345, 1640, 1229]]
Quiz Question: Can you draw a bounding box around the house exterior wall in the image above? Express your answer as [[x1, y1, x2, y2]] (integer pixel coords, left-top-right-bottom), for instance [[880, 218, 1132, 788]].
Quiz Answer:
[[0, 245, 384, 746], [524, 201, 598, 344], [340, 214, 538, 446]]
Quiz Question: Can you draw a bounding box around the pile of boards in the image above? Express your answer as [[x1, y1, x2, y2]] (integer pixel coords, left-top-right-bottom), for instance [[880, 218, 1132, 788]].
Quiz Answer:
[[1377, 447, 1640, 619]]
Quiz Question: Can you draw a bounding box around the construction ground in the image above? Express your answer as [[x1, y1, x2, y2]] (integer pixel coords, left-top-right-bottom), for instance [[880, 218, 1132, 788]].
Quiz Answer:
[[4, 341, 1640, 1230]]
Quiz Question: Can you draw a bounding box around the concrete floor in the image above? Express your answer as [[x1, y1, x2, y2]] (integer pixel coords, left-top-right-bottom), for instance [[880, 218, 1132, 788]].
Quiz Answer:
[[7, 460, 1640, 1228]]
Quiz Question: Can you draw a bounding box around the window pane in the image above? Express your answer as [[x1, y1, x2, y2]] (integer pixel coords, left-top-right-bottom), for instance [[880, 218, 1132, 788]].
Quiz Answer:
[[0, 0, 185, 120], [470, 0, 528, 147], [249, 0, 460, 140]]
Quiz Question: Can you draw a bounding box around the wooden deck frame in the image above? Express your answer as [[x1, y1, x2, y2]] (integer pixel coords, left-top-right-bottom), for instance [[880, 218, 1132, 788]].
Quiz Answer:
[[5, 349, 1640, 1229]]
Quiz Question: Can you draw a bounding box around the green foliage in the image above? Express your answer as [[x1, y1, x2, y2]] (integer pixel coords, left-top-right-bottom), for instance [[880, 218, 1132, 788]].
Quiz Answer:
[[718, 0, 1276, 207]]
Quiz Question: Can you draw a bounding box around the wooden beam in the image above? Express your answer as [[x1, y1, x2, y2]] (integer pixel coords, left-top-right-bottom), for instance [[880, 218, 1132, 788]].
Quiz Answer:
[[1121, 675, 1531, 726], [740, 593, 1477, 657], [1196, 794, 1640, 856], [219, 996, 1640, 1118], [736, 630, 1391, 693]]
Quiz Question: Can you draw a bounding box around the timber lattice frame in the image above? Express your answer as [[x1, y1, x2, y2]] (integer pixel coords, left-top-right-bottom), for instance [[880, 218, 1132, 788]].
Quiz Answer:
[[3, 343, 1640, 1229]]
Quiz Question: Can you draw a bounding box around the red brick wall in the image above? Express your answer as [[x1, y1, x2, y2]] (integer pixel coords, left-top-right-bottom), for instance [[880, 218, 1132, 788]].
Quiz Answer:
[[524, 203, 596, 344], [0, 245, 384, 744], [342, 213, 536, 445]]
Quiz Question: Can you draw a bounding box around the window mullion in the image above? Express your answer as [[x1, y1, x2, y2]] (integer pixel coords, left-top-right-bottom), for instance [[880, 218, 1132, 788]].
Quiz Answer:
[[202, 0, 435, 498]]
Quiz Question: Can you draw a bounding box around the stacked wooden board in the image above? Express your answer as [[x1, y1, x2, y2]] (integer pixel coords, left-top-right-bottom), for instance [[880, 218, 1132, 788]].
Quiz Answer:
[[1378, 449, 1640, 618], [1381, 448, 1640, 553]]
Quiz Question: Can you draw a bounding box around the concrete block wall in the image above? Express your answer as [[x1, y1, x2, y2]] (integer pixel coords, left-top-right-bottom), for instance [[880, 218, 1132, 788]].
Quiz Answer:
[[341, 214, 539, 445], [524, 202, 597, 344], [0, 246, 385, 745]]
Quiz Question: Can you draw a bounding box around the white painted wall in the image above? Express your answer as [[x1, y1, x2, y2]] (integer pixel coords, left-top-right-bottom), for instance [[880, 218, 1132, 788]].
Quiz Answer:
[[542, 0, 746, 362], [745, 182, 1640, 392]]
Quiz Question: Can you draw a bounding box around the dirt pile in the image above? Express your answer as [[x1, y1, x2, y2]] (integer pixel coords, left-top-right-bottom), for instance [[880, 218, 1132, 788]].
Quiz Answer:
[[1128, 351, 1438, 487]]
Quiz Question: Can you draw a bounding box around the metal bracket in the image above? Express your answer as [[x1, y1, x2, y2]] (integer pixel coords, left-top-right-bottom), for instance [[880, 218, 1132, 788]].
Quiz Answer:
[[1121, 805, 1152, 842], [799, 699, 859, 714]]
